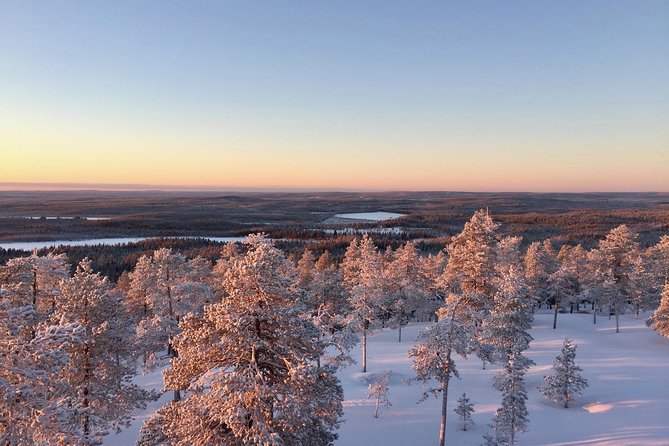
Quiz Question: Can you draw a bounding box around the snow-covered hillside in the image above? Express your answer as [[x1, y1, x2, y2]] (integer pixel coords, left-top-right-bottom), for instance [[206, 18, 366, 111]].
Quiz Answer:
[[105, 310, 669, 446]]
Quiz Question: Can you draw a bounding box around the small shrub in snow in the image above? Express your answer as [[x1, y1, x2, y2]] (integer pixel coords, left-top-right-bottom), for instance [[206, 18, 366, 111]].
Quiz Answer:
[[367, 371, 392, 418]]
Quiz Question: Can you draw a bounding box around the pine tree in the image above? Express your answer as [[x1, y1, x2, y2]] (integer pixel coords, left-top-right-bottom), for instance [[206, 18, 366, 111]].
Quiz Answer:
[[547, 245, 582, 329], [384, 241, 431, 342], [454, 392, 475, 431], [309, 251, 356, 369], [482, 259, 533, 446], [157, 234, 343, 445], [540, 338, 588, 408], [0, 297, 84, 445], [341, 234, 384, 373], [589, 225, 644, 332], [649, 281, 669, 338], [490, 352, 530, 446], [0, 252, 69, 327], [56, 259, 156, 445], [420, 251, 447, 314], [439, 210, 499, 321], [128, 249, 214, 401], [409, 299, 472, 446], [645, 235, 669, 296], [210, 242, 241, 299], [524, 240, 557, 309], [481, 265, 534, 365]]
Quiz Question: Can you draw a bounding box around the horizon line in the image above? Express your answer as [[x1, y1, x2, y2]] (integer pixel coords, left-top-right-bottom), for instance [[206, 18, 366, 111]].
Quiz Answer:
[[0, 182, 668, 195]]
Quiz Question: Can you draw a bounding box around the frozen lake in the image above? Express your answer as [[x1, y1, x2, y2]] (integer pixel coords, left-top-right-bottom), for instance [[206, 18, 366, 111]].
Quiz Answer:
[[0, 216, 112, 221], [0, 236, 246, 251], [333, 212, 406, 222]]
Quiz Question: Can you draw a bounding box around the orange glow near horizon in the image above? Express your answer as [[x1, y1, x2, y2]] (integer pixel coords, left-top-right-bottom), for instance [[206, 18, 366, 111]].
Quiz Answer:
[[2, 109, 668, 192]]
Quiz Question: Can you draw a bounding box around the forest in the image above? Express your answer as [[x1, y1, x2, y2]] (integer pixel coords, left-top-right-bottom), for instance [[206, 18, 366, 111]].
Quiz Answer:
[[1, 209, 668, 445]]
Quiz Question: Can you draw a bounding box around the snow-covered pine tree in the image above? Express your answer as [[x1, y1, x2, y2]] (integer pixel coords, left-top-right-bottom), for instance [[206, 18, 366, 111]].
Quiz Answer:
[[56, 259, 156, 445], [481, 264, 533, 365], [454, 392, 475, 431], [482, 257, 533, 446], [540, 338, 588, 408], [367, 371, 391, 418], [547, 245, 582, 329], [129, 249, 214, 399], [157, 234, 343, 445], [438, 210, 499, 325], [490, 351, 530, 446], [587, 225, 644, 332], [649, 281, 669, 338], [420, 251, 447, 314], [523, 240, 557, 309], [0, 296, 84, 445], [384, 241, 431, 342], [0, 252, 69, 326], [342, 234, 384, 373], [308, 251, 357, 369], [210, 241, 241, 299], [409, 298, 472, 446], [645, 235, 669, 298]]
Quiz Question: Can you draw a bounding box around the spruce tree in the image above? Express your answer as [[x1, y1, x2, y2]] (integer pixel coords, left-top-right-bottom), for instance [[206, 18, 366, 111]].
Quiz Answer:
[[540, 338, 588, 408], [454, 392, 475, 431], [490, 352, 531, 446]]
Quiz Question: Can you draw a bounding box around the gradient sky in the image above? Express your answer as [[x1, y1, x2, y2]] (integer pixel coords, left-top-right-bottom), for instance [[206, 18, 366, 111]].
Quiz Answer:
[[1, 1, 668, 192]]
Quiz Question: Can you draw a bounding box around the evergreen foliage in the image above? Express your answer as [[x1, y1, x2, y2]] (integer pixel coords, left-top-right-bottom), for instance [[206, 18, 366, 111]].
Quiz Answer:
[[454, 392, 475, 431], [154, 235, 343, 445], [540, 338, 589, 408]]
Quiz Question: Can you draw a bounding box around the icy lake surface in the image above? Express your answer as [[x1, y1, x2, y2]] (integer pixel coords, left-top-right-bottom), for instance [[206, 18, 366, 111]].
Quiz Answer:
[[333, 212, 406, 221], [0, 236, 245, 251]]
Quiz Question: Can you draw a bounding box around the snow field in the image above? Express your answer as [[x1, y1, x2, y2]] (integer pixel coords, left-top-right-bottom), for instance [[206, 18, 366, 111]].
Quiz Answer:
[[105, 311, 669, 445], [335, 312, 669, 446]]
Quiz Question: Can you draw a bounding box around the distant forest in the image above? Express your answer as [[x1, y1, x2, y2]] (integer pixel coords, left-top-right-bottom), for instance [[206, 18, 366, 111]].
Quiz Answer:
[[1, 191, 668, 281]]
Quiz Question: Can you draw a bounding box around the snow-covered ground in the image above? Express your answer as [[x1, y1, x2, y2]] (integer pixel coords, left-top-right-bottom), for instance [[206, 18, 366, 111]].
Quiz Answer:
[[333, 212, 406, 222], [105, 311, 669, 445], [337, 312, 669, 446]]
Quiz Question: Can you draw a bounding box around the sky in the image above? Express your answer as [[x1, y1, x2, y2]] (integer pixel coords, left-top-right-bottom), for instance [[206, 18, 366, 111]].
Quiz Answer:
[[1, 1, 668, 192]]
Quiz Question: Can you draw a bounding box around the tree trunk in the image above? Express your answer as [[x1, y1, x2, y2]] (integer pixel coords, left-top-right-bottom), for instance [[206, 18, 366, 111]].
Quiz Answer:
[[438, 375, 450, 446], [553, 301, 559, 329], [398, 323, 402, 343], [615, 303, 620, 334], [83, 343, 91, 440], [362, 328, 367, 373]]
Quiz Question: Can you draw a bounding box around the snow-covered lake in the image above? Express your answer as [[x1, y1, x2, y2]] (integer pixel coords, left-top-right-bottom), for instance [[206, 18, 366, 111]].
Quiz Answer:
[[0, 236, 245, 251], [333, 212, 406, 222]]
